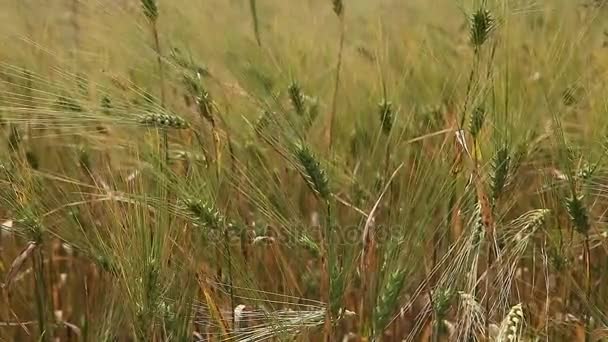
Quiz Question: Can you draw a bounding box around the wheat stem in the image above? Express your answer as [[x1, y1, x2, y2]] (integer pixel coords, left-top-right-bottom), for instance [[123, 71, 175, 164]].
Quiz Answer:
[[328, 8, 345, 150], [249, 0, 262, 46]]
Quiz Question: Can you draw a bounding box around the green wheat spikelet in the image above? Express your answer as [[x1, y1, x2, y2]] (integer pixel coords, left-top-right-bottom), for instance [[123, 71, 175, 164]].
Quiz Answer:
[[491, 146, 511, 204], [469, 106, 485, 139], [295, 144, 330, 200], [182, 199, 225, 229], [138, 113, 188, 129], [565, 195, 590, 235], [288, 82, 305, 116], [140, 0, 158, 22], [101, 95, 112, 114], [470, 8, 495, 48], [16, 210, 45, 243], [378, 99, 393, 135], [25, 151, 39, 170], [433, 287, 455, 319], [307, 96, 319, 121], [254, 110, 272, 135], [56, 95, 83, 112], [197, 88, 214, 122], [374, 268, 406, 335], [470, 203, 485, 249], [576, 162, 594, 181], [332, 0, 343, 17]]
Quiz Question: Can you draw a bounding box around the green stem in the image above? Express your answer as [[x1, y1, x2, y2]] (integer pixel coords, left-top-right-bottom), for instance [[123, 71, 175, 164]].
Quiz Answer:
[[33, 248, 49, 342], [584, 234, 591, 342], [151, 23, 166, 107], [324, 200, 334, 340], [328, 16, 345, 149], [431, 319, 442, 342], [224, 228, 235, 329], [249, 0, 261, 46], [459, 52, 481, 130]]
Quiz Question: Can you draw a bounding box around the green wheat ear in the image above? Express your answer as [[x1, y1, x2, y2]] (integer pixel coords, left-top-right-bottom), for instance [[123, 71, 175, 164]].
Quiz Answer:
[[295, 144, 330, 200], [491, 146, 511, 204], [25, 150, 39, 170], [306, 96, 319, 122], [196, 88, 214, 122], [332, 0, 344, 17], [254, 109, 272, 135], [288, 81, 305, 116], [56, 95, 83, 112], [182, 199, 225, 230], [373, 268, 406, 335], [140, 0, 158, 22], [94, 253, 118, 275], [378, 99, 393, 135], [469, 7, 495, 48], [469, 106, 485, 140], [16, 211, 45, 243], [565, 195, 590, 235], [101, 95, 112, 114], [138, 113, 189, 129], [433, 287, 455, 319]]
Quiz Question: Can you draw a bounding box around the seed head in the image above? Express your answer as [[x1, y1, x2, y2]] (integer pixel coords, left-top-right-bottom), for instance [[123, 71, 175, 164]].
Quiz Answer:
[[306, 96, 319, 121], [470, 8, 495, 48], [469, 106, 485, 139], [101, 96, 112, 114], [288, 82, 305, 116], [140, 0, 158, 22], [295, 144, 330, 200], [374, 268, 406, 334], [497, 304, 524, 342], [378, 99, 393, 135], [56, 96, 83, 112], [433, 288, 455, 319], [196, 89, 214, 122], [565, 195, 590, 235], [25, 151, 39, 170], [332, 0, 344, 17], [138, 113, 188, 129], [491, 146, 511, 203], [182, 199, 224, 229]]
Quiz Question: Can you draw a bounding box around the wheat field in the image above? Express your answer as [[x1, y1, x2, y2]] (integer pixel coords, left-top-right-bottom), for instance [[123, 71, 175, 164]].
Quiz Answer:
[[0, 0, 608, 341]]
